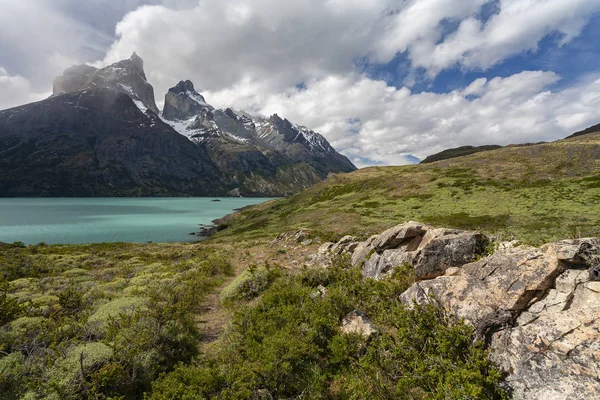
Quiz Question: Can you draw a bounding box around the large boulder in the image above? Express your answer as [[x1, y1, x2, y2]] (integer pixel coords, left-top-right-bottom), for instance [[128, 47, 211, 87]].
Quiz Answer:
[[335, 221, 488, 280], [400, 238, 600, 400]]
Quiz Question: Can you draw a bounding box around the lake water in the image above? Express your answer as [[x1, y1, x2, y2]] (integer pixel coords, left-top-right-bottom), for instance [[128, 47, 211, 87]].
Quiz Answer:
[[0, 198, 273, 245]]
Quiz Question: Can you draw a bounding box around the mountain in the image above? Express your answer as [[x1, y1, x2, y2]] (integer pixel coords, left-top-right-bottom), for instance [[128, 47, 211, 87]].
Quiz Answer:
[[0, 54, 356, 197], [420, 144, 503, 163], [0, 88, 228, 196], [159, 79, 356, 196]]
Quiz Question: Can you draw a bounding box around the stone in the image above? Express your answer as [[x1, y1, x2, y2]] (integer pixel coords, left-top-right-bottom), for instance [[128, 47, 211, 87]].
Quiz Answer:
[[330, 235, 359, 255], [411, 231, 488, 279], [399, 237, 600, 400], [348, 221, 488, 280], [310, 285, 328, 299], [340, 310, 377, 339]]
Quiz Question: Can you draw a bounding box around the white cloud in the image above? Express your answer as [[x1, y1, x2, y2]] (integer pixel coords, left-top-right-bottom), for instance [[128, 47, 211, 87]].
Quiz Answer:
[[204, 70, 599, 167], [415, 0, 600, 74], [0, 68, 50, 110], [1, 0, 599, 166]]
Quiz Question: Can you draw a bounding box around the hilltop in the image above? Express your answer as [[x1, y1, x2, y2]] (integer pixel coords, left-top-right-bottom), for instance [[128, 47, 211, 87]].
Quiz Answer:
[[215, 128, 600, 245]]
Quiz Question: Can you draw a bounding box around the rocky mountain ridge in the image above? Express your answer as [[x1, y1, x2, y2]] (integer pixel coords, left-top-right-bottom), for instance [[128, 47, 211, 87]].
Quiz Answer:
[[312, 222, 600, 400], [0, 53, 356, 197]]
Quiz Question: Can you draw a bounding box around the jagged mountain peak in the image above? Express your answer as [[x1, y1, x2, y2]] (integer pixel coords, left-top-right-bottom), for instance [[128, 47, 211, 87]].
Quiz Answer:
[[163, 79, 213, 121], [53, 53, 159, 114], [170, 79, 197, 94]]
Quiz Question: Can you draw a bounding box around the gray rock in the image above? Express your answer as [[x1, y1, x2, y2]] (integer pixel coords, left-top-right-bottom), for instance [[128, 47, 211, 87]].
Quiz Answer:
[[346, 221, 487, 280], [412, 231, 488, 279], [163, 80, 214, 121], [340, 310, 377, 338], [400, 237, 600, 400]]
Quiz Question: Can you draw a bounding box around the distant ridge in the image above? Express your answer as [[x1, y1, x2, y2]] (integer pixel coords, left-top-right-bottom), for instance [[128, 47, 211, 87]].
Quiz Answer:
[[567, 122, 600, 138], [420, 145, 503, 164]]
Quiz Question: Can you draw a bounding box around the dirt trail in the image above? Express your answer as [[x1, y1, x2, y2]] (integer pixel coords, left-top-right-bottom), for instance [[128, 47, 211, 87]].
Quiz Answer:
[[194, 236, 320, 349]]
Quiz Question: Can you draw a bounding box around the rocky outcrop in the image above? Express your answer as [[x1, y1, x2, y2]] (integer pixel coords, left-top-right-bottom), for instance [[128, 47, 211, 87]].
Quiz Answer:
[[162, 80, 213, 121], [53, 53, 160, 114], [315, 223, 600, 399], [322, 221, 488, 281], [399, 237, 600, 400]]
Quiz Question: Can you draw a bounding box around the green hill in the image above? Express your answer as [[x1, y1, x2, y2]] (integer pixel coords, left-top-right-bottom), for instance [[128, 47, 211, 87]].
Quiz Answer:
[[420, 144, 503, 163], [216, 129, 600, 245]]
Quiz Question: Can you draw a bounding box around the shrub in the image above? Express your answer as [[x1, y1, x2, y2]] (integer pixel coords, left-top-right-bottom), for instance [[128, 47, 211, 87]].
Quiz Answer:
[[219, 264, 280, 304], [151, 262, 506, 399]]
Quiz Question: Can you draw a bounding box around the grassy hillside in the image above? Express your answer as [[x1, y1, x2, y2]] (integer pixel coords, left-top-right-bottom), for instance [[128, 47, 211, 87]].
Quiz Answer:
[[420, 144, 503, 163], [2, 130, 599, 399], [216, 131, 600, 245]]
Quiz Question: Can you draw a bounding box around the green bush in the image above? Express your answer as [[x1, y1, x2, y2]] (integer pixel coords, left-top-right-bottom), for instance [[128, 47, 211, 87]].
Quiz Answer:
[[219, 264, 281, 304], [150, 261, 506, 399]]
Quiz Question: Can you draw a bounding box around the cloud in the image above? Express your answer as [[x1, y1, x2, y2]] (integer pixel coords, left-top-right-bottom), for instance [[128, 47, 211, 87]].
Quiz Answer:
[[0, 68, 50, 110], [1, 0, 599, 166], [411, 0, 600, 75], [203, 70, 599, 167]]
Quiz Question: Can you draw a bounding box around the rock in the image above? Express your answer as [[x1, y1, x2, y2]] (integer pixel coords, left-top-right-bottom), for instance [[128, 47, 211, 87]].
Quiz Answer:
[[340, 310, 377, 339], [345, 221, 488, 280], [163, 80, 214, 121], [401, 246, 565, 326], [330, 235, 359, 255], [542, 238, 600, 265], [271, 230, 310, 246], [318, 242, 335, 254], [411, 231, 488, 279], [363, 249, 415, 280], [590, 265, 600, 281], [310, 285, 328, 299], [351, 221, 431, 267], [399, 237, 600, 400]]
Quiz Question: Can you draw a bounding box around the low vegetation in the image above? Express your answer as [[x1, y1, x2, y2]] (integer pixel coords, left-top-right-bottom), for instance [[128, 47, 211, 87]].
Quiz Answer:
[[2, 132, 599, 398], [215, 133, 600, 245], [0, 242, 233, 399], [150, 258, 506, 399]]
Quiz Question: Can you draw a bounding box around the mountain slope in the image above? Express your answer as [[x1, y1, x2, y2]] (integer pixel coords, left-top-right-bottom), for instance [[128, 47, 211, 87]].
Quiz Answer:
[[567, 121, 600, 138], [214, 131, 600, 245], [421, 145, 503, 163], [0, 89, 228, 196], [160, 80, 356, 196], [0, 55, 356, 197]]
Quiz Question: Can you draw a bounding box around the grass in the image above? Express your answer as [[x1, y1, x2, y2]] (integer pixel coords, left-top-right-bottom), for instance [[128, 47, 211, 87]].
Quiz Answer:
[[214, 132, 600, 245], [0, 242, 235, 399], [1, 131, 599, 398]]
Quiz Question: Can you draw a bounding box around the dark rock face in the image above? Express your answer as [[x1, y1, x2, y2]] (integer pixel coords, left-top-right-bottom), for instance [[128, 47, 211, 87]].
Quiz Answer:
[[1, 58, 356, 197], [163, 80, 213, 121], [53, 53, 160, 114], [420, 145, 503, 164], [0, 89, 227, 196]]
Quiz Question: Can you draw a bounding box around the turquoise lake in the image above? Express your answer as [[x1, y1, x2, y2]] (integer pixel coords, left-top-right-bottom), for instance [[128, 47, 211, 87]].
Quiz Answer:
[[0, 198, 273, 245]]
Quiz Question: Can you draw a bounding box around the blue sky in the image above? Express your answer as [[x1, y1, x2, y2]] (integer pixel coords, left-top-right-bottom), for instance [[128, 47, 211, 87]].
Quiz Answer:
[[1, 0, 599, 167], [365, 12, 600, 95]]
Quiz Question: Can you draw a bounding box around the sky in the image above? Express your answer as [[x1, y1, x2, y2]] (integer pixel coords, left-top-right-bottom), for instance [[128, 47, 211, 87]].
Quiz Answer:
[[1, 0, 599, 167]]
